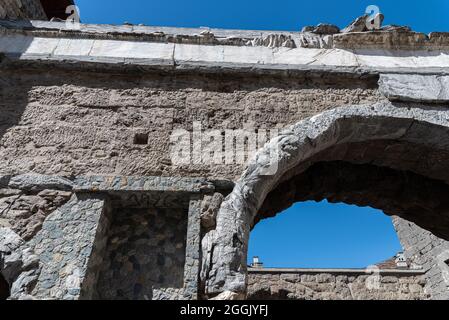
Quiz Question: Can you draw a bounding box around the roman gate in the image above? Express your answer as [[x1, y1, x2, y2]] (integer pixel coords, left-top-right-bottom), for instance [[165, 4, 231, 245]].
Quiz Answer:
[[1, 0, 449, 300]]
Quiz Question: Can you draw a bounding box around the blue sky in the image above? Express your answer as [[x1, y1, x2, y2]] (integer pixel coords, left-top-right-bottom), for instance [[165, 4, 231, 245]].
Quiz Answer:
[[248, 201, 402, 268], [72, 0, 443, 268], [75, 0, 449, 33]]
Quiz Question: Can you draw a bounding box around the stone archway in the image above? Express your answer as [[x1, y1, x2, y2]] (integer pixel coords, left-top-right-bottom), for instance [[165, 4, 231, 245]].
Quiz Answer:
[[201, 101, 449, 298], [257, 161, 449, 228]]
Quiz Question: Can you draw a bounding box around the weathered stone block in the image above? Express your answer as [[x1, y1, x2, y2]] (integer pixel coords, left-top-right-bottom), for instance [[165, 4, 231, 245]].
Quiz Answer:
[[30, 194, 110, 299], [9, 175, 73, 192], [379, 74, 449, 103]]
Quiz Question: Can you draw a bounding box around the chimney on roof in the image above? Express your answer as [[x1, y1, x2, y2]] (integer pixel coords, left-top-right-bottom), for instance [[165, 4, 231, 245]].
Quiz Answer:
[[395, 252, 408, 268], [251, 256, 264, 268]]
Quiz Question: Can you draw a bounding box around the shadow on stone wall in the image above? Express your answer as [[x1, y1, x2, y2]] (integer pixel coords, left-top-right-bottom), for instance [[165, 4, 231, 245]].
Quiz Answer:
[[0, 273, 10, 300], [0, 55, 31, 174]]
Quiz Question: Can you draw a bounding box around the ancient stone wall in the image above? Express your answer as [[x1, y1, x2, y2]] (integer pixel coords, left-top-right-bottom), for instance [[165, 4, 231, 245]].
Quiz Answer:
[[0, 174, 207, 300], [96, 207, 188, 300], [0, 0, 47, 20], [0, 69, 383, 180], [30, 193, 110, 300], [2, 19, 449, 300], [247, 270, 428, 300], [393, 217, 449, 300], [0, 175, 74, 299]]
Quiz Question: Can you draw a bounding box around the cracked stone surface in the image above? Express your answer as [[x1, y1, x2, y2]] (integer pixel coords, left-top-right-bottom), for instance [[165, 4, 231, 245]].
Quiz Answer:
[[393, 217, 449, 300], [0, 67, 382, 179], [2, 19, 449, 76]]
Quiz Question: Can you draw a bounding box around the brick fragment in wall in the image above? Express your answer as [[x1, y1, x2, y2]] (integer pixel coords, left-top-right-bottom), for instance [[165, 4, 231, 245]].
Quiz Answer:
[[0, 187, 72, 241]]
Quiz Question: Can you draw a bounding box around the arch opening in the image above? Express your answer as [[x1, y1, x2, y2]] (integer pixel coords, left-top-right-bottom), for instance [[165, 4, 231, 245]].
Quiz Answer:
[[258, 161, 449, 237], [245, 200, 431, 300], [249, 200, 403, 269], [202, 103, 449, 298], [243, 161, 442, 300]]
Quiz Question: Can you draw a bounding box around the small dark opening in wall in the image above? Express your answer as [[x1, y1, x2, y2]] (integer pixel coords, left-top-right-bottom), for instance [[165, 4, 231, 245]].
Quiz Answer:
[[134, 133, 149, 145], [445, 259, 449, 267], [0, 274, 10, 300]]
